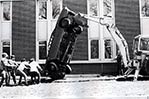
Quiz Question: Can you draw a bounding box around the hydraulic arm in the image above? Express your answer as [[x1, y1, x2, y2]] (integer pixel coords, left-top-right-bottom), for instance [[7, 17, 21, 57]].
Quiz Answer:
[[79, 14, 131, 67]]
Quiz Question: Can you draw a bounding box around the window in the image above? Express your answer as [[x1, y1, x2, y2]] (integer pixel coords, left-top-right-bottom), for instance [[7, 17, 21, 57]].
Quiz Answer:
[[140, 38, 149, 51], [104, 39, 112, 59], [103, 0, 112, 17], [88, 0, 100, 60], [141, 0, 149, 17], [39, 1, 47, 20], [91, 40, 99, 59], [39, 41, 47, 59], [2, 41, 10, 56], [89, 0, 98, 16], [3, 2, 11, 21], [88, 0, 115, 61], [52, 0, 62, 19], [103, 0, 115, 59], [140, 0, 149, 35]]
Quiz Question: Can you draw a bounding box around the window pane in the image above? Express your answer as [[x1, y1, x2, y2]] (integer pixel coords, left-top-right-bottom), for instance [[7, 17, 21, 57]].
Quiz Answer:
[[3, 2, 10, 21], [105, 39, 112, 59], [52, 0, 61, 19], [91, 40, 99, 59], [39, 1, 47, 19], [39, 41, 47, 59], [89, 0, 98, 16], [141, 0, 149, 17], [140, 38, 149, 51], [103, 0, 112, 17], [3, 42, 10, 56]]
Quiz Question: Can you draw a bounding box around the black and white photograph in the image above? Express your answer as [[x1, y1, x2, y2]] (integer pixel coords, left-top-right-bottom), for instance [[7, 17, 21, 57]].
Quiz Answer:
[[0, 0, 149, 99]]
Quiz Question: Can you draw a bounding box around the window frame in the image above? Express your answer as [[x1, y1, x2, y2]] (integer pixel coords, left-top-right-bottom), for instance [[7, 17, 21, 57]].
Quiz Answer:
[[139, 0, 149, 36], [89, 39, 100, 61], [103, 0, 113, 17], [140, 0, 149, 18], [104, 38, 115, 60], [39, 41, 47, 60], [87, 0, 116, 62], [2, 1, 12, 22], [2, 40, 10, 56], [38, 0, 48, 20], [51, 0, 62, 20]]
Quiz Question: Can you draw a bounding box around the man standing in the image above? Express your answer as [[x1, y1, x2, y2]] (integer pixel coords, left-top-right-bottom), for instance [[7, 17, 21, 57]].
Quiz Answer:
[[29, 58, 42, 84], [8, 55, 18, 85], [17, 58, 30, 85], [0, 53, 11, 87]]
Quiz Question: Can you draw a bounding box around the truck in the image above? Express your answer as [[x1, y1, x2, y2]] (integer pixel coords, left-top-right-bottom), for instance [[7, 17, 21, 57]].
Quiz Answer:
[[98, 17, 149, 81], [131, 35, 149, 80], [84, 15, 149, 81]]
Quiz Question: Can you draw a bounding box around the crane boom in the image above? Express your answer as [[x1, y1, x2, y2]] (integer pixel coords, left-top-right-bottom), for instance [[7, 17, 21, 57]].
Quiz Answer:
[[106, 24, 130, 67], [79, 14, 130, 67]]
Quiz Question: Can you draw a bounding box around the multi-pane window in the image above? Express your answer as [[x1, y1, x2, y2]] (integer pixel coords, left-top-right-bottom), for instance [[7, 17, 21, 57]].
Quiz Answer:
[[141, 0, 149, 17], [3, 2, 11, 21], [39, 1, 47, 20], [103, 0, 112, 17], [88, 0, 114, 61], [39, 41, 47, 59], [52, 0, 61, 19], [2, 41, 10, 56]]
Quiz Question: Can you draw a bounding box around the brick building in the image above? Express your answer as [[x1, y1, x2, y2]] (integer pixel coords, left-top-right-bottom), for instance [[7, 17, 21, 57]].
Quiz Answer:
[[0, 0, 148, 74]]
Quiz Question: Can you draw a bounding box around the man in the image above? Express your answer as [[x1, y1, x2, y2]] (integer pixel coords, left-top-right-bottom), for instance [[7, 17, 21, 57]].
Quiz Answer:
[[8, 55, 18, 85], [29, 58, 42, 84], [17, 58, 30, 85], [116, 50, 124, 75], [0, 53, 11, 87]]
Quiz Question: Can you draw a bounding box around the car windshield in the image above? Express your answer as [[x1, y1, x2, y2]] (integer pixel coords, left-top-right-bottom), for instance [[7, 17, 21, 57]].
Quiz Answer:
[[140, 38, 149, 51]]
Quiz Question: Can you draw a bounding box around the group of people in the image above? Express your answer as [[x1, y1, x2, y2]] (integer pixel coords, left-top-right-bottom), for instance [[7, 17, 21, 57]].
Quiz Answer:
[[0, 53, 43, 87]]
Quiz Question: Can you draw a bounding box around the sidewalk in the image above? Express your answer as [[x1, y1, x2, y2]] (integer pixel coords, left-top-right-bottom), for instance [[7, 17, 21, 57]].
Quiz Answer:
[[0, 74, 116, 84], [2, 74, 149, 84]]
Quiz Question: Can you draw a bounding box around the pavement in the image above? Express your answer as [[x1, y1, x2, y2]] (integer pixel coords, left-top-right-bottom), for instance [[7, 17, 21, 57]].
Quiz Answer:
[[1, 74, 149, 99], [54, 74, 116, 83], [54, 74, 149, 83], [0, 74, 116, 85], [1, 74, 149, 84]]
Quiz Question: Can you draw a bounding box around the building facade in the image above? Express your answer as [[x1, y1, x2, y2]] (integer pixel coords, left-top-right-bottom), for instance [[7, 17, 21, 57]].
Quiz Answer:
[[0, 0, 148, 74]]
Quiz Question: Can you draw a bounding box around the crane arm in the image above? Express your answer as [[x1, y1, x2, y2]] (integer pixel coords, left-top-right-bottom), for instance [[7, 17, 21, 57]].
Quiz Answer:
[[106, 24, 130, 67], [79, 13, 130, 67]]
